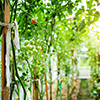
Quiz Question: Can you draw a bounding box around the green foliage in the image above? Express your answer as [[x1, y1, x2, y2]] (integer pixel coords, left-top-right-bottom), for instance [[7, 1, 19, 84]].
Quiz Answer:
[[64, 65, 71, 76], [0, 0, 100, 99], [90, 83, 100, 99]]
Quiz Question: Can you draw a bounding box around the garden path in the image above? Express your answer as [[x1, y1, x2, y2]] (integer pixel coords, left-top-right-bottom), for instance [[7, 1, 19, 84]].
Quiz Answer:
[[78, 79, 90, 100]]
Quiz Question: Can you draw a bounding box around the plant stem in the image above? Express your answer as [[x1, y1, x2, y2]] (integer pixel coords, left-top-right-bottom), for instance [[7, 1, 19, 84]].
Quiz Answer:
[[26, 59, 32, 79], [49, 57, 52, 100], [11, 35, 26, 100]]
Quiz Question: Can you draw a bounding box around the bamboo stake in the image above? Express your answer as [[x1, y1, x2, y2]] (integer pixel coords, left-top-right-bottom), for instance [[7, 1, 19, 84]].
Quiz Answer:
[[34, 73, 39, 100], [56, 52, 59, 98], [35, 83, 39, 100], [56, 52, 62, 100], [49, 57, 52, 100], [45, 75, 49, 100], [2, 0, 10, 100], [32, 69, 35, 100], [98, 52, 100, 69], [32, 68, 39, 100]]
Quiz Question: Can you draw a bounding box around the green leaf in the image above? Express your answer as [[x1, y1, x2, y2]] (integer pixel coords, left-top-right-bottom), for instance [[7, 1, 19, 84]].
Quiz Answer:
[[17, 67, 23, 71], [93, 90, 97, 94], [75, 6, 85, 17], [47, 3, 51, 6], [78, 19, 86, 31]]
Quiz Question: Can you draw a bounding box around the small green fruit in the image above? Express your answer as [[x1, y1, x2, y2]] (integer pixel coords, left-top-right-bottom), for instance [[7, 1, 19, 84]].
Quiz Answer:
[[21, 46, 25, 50], [24, 40, 29, 46], [24, 55, 29, 60], [30, 40, 35, 45], [32, 49, 37, 54], [37, 46, 42, 50], [26, 45, 32, 50], [28, 51, 32, 56]]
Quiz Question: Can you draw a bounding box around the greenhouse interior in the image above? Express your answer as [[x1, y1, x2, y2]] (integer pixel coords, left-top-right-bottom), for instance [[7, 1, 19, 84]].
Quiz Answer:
[[0, 0, 100, 100]]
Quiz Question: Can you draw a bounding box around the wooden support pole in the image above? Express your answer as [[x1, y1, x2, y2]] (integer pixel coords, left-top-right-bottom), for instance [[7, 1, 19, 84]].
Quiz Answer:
[[2, 0, 10, 100], [45, 75, 49, 100], [32, 70, 35, 100], [57, 51, 60, 84], [49, 57, 52, 100], [32, 69, 39, 100], [98, 52, 100, 69], [56, 52, 61, 100], [34, 74, 39, 100]]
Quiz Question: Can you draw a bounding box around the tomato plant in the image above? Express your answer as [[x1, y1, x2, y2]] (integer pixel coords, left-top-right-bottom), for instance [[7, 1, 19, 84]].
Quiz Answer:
[[0, 0, 100, 100]]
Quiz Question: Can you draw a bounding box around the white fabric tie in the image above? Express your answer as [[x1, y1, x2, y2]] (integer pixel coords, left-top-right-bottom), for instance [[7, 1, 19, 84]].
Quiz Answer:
[[0, 20, 20, 87]]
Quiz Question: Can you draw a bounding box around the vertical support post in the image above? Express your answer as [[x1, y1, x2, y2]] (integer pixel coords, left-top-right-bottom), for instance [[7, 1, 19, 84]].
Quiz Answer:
[[71, 49, 74, 84], [49, 57, 52, 100], [56, 52, 62, 100], [34, 77, 39, 100], [2, 0, 10, 100], [98, 52, 100, 70], [32, 69, 35, 100], [56, 52, 60, 98], [45, 75, 49, 100], [32, 69, 39, 100]]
